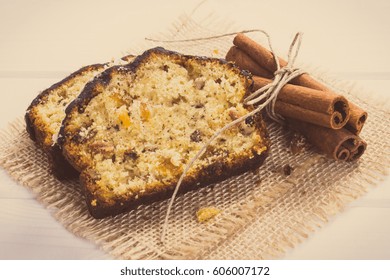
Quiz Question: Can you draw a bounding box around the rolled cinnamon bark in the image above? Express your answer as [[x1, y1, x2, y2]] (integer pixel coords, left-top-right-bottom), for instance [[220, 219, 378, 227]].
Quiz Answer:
[[288, 119, 367, 162], [253, 76, 349, 129], [231, 33, 368, 135], [226, 46, 273, 79], [344, 103, 368, 135], [233, 33, 321, 90]]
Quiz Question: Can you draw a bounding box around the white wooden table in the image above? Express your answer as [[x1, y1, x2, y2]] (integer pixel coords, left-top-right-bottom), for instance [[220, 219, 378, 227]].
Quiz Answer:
[[0, 0, 389, 259]]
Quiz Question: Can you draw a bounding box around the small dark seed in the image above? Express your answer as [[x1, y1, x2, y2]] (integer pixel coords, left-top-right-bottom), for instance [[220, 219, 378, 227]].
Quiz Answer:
[[215, 78, 222, 84], [124, 150, 139, 160], [162, 65, 169, 72], [245, 116, 256, 127], [190, 129, 202, 142], [142, 147, 157, 153], [194, 103, 204, 109]]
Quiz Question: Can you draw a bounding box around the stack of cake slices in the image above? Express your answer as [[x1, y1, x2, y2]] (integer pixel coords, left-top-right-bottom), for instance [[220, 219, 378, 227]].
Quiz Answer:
[[25, 47, 269, 218]]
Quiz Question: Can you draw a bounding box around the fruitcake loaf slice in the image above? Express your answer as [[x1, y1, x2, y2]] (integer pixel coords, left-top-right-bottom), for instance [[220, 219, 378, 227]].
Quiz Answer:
[[25, 55, 135, 178], [59, 47, 269, 218]]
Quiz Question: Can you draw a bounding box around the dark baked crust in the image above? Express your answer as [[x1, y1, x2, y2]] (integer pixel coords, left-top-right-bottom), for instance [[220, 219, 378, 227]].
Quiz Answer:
[[59, 47, 269, 218]]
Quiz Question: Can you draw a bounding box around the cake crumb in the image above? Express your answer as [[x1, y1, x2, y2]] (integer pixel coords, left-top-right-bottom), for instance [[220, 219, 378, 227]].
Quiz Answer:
[[196, 207, 221, 223], [290, 132, 307, 155]]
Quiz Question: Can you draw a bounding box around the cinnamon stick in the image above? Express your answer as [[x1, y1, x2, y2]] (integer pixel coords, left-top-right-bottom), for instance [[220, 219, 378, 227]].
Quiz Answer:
[[344, 103, 368, 135], [226, 46, 273, 79], [288, 119, 367, 162], [253, 76, 349, 129], [231, 33, 368, 135], [233, 33, 326, 90]]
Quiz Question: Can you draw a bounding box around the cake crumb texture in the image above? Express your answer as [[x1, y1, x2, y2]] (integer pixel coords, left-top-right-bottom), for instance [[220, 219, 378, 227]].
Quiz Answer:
[[60, 47, 269, 218]]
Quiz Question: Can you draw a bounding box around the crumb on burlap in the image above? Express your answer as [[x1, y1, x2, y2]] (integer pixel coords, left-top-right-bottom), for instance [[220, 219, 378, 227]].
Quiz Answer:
[[196, 207, 221, 223]]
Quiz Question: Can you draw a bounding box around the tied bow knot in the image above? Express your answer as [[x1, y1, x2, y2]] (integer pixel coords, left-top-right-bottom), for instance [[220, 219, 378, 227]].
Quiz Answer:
[[161, 31, 306, 244]]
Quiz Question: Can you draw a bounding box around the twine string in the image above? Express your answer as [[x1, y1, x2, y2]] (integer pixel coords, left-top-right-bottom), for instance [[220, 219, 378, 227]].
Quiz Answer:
[[146, 29, 275, 43], [158, 30, 305, 243], [244, 32, 305, 123]]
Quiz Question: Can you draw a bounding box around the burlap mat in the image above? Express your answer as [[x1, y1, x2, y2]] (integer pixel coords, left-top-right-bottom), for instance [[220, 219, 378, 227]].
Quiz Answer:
[[1, 15, 389, 260]]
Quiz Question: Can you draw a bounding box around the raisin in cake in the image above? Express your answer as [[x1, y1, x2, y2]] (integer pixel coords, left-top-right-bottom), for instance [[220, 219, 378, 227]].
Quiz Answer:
[[59, 47, 269, 218], [25, 55, 135, 178]]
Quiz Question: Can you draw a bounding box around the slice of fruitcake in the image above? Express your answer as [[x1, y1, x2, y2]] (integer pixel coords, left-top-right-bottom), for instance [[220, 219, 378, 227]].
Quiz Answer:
[[59, 47, 269, 218]]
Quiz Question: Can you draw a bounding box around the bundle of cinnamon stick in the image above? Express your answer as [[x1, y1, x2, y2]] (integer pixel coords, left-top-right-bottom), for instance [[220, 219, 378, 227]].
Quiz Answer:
[[226, 33, 367, 161]]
